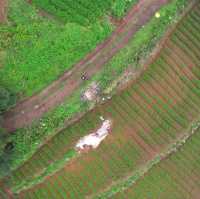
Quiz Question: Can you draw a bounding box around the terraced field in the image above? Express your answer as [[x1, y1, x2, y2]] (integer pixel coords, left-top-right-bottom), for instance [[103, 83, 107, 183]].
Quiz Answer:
[[2, 1, 200, 198], [112, 127, 200, 199]]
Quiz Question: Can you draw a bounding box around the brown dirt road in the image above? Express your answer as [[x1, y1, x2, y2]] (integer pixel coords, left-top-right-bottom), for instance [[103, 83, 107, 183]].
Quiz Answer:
[[2, 0, 169, 132], [0, 0, 7, 23]]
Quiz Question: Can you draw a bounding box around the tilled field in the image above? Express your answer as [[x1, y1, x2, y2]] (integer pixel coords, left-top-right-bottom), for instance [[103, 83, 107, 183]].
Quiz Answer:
[[112, 127, 200, 199], [2, 1, 200, 198]]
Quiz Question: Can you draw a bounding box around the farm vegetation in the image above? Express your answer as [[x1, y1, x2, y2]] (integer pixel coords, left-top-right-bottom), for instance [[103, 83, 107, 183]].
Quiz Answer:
[[0, 0, 188, 176], [0, 0, 199, 198], [112, 126, 200, 198], [0, 0, 112, 98], [32, 0, 138, 24], [11, 4, 200, 195], [0, 0, 138, 98]]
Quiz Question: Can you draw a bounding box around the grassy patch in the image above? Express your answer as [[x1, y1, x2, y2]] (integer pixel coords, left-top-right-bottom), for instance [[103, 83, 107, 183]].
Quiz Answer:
[[0, 0, 112, 98], [32, 0, 139, 24], [0, 0, 139, 99], [32, 0, 113, 25]]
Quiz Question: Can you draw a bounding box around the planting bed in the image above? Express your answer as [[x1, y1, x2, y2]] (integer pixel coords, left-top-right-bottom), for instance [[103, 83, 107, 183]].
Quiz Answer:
[[3, 2, 199, 198], [112, 127, 200, 198]]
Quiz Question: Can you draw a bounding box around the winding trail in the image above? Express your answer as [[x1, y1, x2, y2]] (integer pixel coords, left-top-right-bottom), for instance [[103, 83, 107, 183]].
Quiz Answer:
[[3, 0, 169, 132]]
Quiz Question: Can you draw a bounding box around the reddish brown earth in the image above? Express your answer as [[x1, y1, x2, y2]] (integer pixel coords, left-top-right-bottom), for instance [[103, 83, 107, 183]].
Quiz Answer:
[[3, 0, 169, 132], [109, 16, 125, 27], [0, 0, 7, 23], [0, 182, 14, 199]]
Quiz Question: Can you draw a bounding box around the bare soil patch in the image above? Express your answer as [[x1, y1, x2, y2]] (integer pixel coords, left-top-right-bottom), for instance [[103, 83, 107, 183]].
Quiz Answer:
[[0, 0, 7, 23]]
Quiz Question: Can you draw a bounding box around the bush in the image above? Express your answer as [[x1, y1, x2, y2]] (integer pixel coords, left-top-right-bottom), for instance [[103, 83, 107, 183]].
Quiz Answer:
[[0, 128, 8, 151], [0, 128, 13, 176], [0, 86, 10, 112], [0, 86, 15, 160], [0, 86, 16, 113]]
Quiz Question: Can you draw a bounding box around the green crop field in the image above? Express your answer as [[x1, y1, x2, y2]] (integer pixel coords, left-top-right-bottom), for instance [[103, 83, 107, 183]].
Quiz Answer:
[[2, 3, 199, 198], [2, 0, 188, 176], [112, 127, 200, 198]]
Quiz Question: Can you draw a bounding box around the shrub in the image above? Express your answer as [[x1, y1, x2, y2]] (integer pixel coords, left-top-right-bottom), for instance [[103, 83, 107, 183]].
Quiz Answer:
[[0, 86, 10, 112]]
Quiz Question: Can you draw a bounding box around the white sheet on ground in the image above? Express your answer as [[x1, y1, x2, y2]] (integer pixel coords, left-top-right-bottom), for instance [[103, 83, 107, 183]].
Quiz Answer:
[[75, 120, 112, 151]]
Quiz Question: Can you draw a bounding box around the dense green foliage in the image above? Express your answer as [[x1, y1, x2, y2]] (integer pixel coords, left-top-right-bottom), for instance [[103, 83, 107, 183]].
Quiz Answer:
[[32, 0, 113, 25], [0, 86, 15, 175], [0, 86, 10, 112], [0, 0, 112, 97], [0, 86, 16, 113], [0, 0, 140, 99], [0, 0, 188, 176], [111, 0, 138, 17], [0, 86, 15, 176], [0, 128, 8, 153], [0, 127, 14, 177], [32, 0, 138, 23]]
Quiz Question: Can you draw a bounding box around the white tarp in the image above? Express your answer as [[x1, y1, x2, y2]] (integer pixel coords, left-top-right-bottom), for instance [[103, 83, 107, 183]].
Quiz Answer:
[[75, 120, 112, 151]]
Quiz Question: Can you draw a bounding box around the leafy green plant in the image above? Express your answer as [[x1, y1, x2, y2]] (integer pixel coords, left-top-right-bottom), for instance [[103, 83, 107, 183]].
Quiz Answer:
[[32, 0, 114, 25], [0, 86, 10, 112], [111, 0, 138, 18]]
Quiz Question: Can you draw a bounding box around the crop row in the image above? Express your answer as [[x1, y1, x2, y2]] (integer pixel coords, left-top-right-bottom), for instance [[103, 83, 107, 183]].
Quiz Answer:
[[17, 4, 200, 198], [7, 111, 102, 186], [112, 127, 200, 199]]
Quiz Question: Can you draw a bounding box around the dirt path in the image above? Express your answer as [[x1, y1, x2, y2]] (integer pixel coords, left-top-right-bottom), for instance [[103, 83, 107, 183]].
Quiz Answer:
[[3, 0, 169, 132], [0, 0, 7, 23]]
